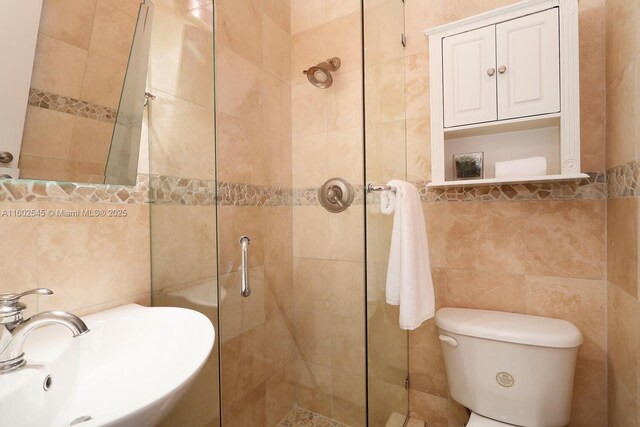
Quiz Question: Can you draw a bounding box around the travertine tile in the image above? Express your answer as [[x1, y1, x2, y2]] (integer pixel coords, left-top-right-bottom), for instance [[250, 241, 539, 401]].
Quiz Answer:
[[216, 112, 265, 185], [265, 313, 295, 376], [445, 202, 529, 274], [217, 0, 262, 66], [523, 200, 606, 280], [219, 268, 266, 343], [263, 0, 291, 34], [217, 205, 264, 273], [326, 70, 363, 132], [607, 197, 638, 297], [0, 203, 40, 315], [332, 369, 366, 426], [220, 325, 266, 408], [404, 0, 443, 56], [290, 0, 325, 34], [267, 362, 295, 427], [69, 115, 114, 164], [150, 204, 216, 289], [408, 390, 448, 427], [608, 368, 638, 427], [608, 283, 639, 401], [570, 358, 607, 427], [216, 44, 263, 127], [331, 314, 365, 375], [36, 202, 150, 313], [294, 309, 332, 366], [606, 59, 637, 169], [325, 12, 363, 76], [80, 53, 127, 108], [20, 106, 74, 160], [148, 90, 215, 181], [605, 0, 639, 83], [409, 318, 448, 398], [294, 359, 333, 418], [89, 1, 136, 64], [39, 0, 97, 50], [263, 15, 291, 82], [524, 276, 606, 363], [444, 269, 526, 313], [31, 34, 88, 99]]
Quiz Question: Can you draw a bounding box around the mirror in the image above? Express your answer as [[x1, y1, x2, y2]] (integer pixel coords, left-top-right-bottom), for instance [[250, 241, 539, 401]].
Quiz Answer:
[[0, 0, 153, 186]]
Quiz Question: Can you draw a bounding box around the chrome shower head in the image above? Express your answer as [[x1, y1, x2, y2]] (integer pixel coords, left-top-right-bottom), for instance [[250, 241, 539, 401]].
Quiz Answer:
[[303, 57, 341, 89]]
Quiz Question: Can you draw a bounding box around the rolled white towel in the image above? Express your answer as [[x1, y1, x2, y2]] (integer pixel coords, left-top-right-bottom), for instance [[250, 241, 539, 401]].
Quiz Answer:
[[495, 156, 547, 178], [380, 188, 396, 214]]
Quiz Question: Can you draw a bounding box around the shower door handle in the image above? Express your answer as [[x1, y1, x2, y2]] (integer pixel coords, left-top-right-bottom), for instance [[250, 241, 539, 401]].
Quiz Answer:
[[240, 236, 251, 297]]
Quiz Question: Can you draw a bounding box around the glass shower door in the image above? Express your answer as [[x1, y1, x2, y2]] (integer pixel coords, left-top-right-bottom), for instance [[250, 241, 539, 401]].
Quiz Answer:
[[364, 0, 409, 425]]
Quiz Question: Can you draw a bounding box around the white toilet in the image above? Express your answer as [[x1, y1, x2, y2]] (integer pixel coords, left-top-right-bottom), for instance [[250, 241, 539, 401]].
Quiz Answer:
[[436, 308, 583, 427]]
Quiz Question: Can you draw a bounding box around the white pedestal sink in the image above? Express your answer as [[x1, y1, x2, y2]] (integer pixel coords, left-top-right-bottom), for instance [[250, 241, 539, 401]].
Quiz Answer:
[[0, 304, 215, 427]]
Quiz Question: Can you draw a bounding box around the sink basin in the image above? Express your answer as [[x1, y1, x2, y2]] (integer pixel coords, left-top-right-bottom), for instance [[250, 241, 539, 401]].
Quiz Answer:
[[0, 304, 215, 427]]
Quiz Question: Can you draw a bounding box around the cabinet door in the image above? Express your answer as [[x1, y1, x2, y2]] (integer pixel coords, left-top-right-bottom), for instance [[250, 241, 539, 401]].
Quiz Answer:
[[442, 26, 497, 128], [496, 8, 560, 120]]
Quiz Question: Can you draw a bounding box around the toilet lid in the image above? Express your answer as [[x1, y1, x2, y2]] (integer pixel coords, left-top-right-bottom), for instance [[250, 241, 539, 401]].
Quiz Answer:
[[466, 412, 516, 427]]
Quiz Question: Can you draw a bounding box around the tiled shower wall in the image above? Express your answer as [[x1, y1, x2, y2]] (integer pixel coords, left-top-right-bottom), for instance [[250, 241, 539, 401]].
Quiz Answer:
[[145, 0, 219, 425], [290, 1, 367, 426], [214, 0, 296, 426], [401, 0, 608, 426], [605, 0, 640, 424], [19, 0, 138, 182]]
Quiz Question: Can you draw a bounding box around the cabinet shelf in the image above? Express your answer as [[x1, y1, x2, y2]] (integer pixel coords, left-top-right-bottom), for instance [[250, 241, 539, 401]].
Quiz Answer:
[[427, 172, 589, 188], [443, 113, 561, 139]]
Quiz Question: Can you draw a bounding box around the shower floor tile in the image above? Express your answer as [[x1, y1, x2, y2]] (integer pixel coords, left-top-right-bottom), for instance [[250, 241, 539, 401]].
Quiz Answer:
[[277, 406, 352, 427]]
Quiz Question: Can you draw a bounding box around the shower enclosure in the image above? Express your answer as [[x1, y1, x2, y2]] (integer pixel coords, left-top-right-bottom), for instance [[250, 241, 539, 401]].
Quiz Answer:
[[149, 0, 409, 425]]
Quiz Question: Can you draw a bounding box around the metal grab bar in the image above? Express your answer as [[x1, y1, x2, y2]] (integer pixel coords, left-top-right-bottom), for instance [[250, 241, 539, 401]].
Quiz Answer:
[[366, 183, 397, 193], [239, 236, 251, 297]]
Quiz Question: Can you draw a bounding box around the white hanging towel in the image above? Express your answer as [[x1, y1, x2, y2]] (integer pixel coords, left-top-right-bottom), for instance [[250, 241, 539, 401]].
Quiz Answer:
[[381, 180, 435, 330]]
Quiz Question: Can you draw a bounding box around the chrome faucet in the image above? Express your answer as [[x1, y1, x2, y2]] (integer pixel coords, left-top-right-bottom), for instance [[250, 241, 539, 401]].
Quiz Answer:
[[0, 288, 89, 374]]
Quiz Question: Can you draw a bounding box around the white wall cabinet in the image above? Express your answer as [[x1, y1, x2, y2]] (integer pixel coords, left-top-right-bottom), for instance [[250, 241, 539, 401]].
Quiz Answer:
[[425, 0, 586, 187], [443, 26, 497, 127], [496, 8, 560, 120]]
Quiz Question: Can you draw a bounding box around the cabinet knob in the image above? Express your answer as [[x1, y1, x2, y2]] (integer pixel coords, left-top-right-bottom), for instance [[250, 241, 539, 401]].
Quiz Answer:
[[0, 152, 13, 164], [487, 67, 496, 76], [498, 65, 507, 74]]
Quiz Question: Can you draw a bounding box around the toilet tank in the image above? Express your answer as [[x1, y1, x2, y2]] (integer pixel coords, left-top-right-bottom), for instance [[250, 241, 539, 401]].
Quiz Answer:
[[436, 308, 583, 427]]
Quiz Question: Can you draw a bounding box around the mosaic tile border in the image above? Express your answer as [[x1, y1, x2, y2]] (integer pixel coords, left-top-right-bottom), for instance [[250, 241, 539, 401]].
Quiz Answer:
[[0, 172, 607, 206], [217, 182, 292, 206], [291, 172, 605, 206], [28, 88, 117, 123], [277, 406, 351, 427], [607, 160, 640, 199], [149, 177, 293, 206], [0, 175, 148, 204], [149, 175, 216, 205]]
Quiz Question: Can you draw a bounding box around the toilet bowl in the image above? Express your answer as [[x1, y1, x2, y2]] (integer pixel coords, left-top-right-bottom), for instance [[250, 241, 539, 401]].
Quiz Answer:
[[436, 308, 583, 427]]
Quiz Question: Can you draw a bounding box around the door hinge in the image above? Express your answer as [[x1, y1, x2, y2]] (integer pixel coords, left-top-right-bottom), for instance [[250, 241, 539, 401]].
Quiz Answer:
[[405, 375, 410, 390], [401, 33, 406, 47]]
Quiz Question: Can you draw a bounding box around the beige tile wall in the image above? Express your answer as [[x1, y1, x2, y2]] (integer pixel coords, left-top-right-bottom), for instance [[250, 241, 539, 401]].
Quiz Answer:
[[0, 201, 150, 317], [19, 0, 141, 183], [400, 1, 609, 426], [290, 1, 366, 426], [212, 0, 295, 426], [605, 0, 640, 424]]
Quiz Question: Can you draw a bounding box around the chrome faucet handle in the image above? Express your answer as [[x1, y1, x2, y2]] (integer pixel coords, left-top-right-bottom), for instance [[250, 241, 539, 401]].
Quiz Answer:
[[0, 288, 53, 304], [0, 288, 53, 324]]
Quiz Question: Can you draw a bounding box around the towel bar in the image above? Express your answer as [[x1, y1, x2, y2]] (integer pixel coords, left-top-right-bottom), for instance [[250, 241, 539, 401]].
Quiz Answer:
[[366, 183, 397, 193]]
